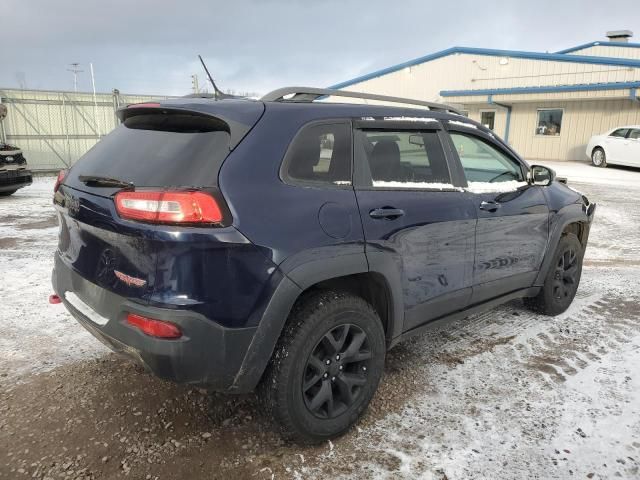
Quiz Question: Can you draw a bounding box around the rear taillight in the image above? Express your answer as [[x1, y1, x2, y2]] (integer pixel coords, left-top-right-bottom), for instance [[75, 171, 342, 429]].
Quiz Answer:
[[114, 191, 223, 224], [126, 313, 182, 339], [54, 169, 68, 192]]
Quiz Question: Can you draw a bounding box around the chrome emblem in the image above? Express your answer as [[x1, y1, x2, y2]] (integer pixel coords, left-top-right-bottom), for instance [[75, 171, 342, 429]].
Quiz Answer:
[[5, 156, 14, 162], [114, 270, 147, 288]]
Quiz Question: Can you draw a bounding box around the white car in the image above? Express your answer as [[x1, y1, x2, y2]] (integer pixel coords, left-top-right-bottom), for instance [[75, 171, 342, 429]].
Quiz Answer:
[[586, 126, 640, 168]]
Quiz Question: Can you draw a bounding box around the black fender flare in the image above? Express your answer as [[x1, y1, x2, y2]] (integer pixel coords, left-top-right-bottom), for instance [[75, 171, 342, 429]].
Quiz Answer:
[[230, 247, 405, 392], [534, 202, 594, 286]]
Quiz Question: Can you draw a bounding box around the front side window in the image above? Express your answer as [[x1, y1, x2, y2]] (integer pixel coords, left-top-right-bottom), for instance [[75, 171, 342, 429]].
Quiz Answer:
[[610, 128, 630, 138], [536, 109, 563, 136], [283, 122, 351, 186], [450, 132, 524, 184], [357, 130, 452, 188]]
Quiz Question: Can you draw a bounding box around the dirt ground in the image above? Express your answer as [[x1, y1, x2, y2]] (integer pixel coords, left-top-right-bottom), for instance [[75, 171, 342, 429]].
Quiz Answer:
[[1, 162, 639, 479]]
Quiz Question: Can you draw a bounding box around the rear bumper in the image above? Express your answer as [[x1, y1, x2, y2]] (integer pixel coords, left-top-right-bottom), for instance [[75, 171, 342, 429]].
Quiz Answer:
[[0, 168, 32, 192], [52, 253, 258, 390]]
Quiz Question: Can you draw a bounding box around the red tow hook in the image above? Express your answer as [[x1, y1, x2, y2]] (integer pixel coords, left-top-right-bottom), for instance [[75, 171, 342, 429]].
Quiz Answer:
[[49, 294, 62, 304]]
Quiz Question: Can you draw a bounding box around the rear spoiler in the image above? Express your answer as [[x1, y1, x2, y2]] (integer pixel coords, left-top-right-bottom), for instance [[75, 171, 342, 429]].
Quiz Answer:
[[117, 100, 265, 150]]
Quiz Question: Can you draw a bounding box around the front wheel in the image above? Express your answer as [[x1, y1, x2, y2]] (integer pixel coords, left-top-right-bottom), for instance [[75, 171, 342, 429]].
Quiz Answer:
[[0, 190, 17, 197], [524, 233, 584, 315], [259, 290, 385, 444], [591, 147, 607, 168]]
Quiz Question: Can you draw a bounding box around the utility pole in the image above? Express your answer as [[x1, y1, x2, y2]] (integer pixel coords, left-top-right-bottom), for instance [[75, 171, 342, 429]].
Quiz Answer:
[[67, 63, 83, 92], [191, 74, 200, 94], [89, 63, 100, 137]]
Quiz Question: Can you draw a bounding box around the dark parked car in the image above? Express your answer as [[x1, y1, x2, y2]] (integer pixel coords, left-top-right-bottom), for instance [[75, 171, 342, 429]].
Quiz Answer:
[[51, 87, 596, 443], [0, 142, 32, 196]]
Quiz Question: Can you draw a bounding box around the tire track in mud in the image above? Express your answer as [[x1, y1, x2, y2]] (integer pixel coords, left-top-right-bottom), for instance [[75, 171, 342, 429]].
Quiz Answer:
[[507, 295, 640, 391]]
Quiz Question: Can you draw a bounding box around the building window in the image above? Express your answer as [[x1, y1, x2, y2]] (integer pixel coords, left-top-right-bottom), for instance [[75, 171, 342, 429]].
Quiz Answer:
[[480, 111, 495, 130], [536, 109, 563, 136]]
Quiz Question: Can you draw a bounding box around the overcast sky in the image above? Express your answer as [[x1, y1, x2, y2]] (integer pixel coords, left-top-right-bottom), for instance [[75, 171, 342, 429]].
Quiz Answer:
[[3, 0, 639, 97]]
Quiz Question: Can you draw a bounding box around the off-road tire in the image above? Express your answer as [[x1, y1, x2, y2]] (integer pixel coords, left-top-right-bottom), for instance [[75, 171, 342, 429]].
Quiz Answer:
[[259, 290, 385, 444], [591, 147, 607, 168], [524, 233, 584, 316]]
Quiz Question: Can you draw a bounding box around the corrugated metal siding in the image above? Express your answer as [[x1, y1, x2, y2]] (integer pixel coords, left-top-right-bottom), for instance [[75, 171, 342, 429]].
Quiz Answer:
[[335, 51, 640, 161], [341, 53, 640, 104], [0, 89, 174, 171], [567, 45, 640, 60], [508, 100, 640, 161]]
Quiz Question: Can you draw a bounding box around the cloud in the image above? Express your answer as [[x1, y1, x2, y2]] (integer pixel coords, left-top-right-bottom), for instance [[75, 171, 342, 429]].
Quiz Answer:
[[1, 0, 639, 96]]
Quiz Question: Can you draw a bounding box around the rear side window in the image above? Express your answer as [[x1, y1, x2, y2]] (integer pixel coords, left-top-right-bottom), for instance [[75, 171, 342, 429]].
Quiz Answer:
[[630, 129, 640, 140], [356, 130, 451, 188], [450, 132, 524, 183], [69, 113, 230, 188], [282, 122, 351, 186]]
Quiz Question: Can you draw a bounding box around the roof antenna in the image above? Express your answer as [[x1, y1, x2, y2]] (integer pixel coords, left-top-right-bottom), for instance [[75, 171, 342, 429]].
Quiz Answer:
[[198, 55, 229, 100]]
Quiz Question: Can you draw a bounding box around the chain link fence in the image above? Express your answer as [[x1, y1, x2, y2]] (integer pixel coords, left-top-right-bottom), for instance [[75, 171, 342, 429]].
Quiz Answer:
[[0, 88, 175, 171]]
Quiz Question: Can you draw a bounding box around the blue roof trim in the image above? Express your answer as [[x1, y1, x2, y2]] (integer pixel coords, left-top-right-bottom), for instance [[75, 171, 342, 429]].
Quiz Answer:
[[440, 81, 640, 97], [329, 46, 640, 90], [556, 41, 640, 54]]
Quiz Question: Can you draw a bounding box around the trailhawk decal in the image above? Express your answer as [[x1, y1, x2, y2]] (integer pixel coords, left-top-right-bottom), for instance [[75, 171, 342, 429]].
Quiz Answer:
[[114, 270, 147, 288]]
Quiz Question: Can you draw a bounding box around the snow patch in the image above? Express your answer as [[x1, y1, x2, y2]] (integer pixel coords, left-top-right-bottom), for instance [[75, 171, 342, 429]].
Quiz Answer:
[[372, 181, 462, 190], [448, 120, 478, 129], [465, 180, 528, 193], [382, 116, 439, 123]]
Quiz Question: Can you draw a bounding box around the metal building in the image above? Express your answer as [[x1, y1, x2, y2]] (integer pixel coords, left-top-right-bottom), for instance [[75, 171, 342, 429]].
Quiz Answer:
[[0, 88, 173, 171], [330, 31, 640, 161]]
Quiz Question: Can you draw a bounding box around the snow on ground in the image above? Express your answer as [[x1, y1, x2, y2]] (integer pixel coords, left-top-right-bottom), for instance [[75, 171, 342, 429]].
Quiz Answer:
[[537, 160, 639, 188], [0, 177, 107, 380], [1, 164, 640, 479], [288, 266, 640, 479]]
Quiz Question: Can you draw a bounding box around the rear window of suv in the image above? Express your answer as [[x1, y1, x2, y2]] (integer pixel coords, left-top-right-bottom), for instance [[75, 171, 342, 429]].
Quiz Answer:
[[68, 113, 231, 188]]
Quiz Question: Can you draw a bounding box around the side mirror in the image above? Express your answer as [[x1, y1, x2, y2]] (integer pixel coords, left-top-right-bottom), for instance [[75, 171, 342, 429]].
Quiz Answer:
[[529, 165, 555, 186]]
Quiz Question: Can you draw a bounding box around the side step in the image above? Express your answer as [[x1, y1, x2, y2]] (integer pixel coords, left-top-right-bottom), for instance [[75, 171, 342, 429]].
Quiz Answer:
[[392, 287, 540, 347]]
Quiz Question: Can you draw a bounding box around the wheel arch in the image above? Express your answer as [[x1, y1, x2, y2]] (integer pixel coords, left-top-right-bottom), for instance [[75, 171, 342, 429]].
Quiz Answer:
[[230, 251, 404, 392], [534, 208, 591, 286]]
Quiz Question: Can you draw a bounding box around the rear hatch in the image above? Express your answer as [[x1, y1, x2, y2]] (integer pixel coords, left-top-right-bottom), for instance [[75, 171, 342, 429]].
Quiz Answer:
[[54, 99, 265, 305]]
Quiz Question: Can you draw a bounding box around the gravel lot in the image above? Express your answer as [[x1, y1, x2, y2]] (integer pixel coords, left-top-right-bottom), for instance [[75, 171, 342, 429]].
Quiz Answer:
[[1, 161, 639, 479]]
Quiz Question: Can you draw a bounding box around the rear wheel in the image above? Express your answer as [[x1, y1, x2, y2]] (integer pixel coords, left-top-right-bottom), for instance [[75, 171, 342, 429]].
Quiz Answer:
[[525, 233, 584, 315], [0, 190, 17, 197], [591, 147, 607, 168], [259, 290, 385, 444]]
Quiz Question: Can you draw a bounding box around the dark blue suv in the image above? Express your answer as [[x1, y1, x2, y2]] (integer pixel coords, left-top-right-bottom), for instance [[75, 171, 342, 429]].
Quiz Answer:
[[52, 87, 595, 443]]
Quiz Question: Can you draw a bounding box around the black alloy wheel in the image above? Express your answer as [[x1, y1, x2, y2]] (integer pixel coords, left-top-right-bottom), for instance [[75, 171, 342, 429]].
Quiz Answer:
[[552, 247, 579, 300], [302, 324, 371, 419], [259, 290, 385, 443], [524, 233, 584, 316]]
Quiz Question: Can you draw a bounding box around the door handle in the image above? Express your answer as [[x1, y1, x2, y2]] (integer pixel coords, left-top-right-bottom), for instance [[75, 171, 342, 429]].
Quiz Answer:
[[479, 201, 501, 212], [369, 207, 405, 219]]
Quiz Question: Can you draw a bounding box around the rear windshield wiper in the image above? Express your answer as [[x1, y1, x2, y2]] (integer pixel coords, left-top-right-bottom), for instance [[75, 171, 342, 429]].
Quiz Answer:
[[78, 175, 134, 189]]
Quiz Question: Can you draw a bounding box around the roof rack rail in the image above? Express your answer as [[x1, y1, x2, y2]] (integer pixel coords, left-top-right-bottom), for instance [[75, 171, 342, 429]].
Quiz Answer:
[[261, 86, 462, 115]]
